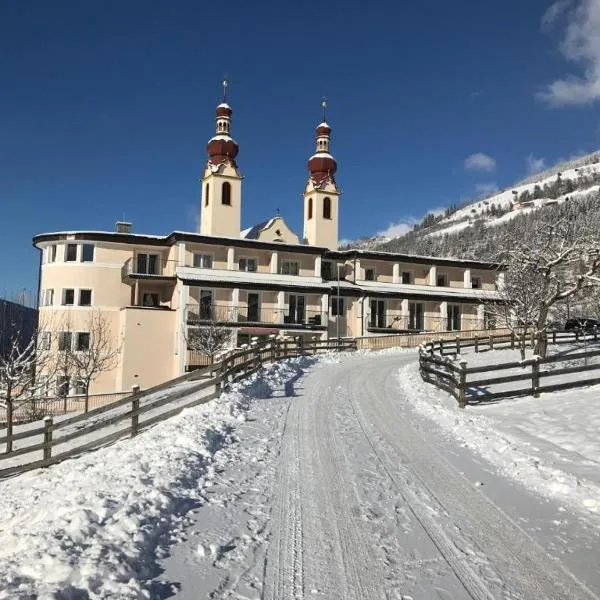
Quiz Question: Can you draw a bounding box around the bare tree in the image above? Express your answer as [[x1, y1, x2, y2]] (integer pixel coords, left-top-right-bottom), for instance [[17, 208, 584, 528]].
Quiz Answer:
[[68, 311, 120, 412], [186, 322, 233, 365], [496, 217, 600, 357]]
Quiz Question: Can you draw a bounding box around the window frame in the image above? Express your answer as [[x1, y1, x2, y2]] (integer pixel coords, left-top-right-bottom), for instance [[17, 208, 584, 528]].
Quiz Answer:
[[323, 197, 332, 220], [307, 197, 313, 220], [280, 260, 300, 276], [65, 244, 78, 262], [136, 253, 160, 275], [221, 181, 232, 205], [80, 244, 95, 263], [62, 288, 75, 306], [47, 245, 57, 263], [75, 331, 90, 352], [193, 253, 213, 269], [38, 331, 51, 351], [78, 289, 92, 306], [58, 331, 73, 352], [238, 257, 258, 272], [141, 292, 160, 307]]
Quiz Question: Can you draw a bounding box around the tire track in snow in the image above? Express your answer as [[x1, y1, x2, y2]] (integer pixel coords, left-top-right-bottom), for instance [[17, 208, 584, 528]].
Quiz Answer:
[[347, 354, 599, 600]]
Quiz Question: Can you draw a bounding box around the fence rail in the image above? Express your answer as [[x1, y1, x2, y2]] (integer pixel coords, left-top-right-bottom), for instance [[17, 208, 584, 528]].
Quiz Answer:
[[0, 337, 356, 479], [418, 329, 600, 407]]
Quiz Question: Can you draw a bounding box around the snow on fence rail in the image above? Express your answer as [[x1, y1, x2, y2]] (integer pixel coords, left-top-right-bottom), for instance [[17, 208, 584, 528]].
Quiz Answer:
[[0, 338, 356, 479], [418, 330, 600, 407]]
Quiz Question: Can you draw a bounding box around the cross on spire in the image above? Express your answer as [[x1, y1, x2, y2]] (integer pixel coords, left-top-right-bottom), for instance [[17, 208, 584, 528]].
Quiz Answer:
[[222, 78, 229, 102], [321, 97, 327, 121]]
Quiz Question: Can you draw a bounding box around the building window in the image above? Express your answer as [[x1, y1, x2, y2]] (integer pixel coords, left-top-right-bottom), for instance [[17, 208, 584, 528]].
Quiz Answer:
[[222, 181, 231, 205], [79, 289, 92, 306], [409, 302, 424, 330], [365, 268, 376, 281], [447, 304, 461, 331], [436, 273, 448, 287], [81, 244, 95, 262], [142, 292, 160, 307], [38, 331, 51, 351], [65, 244, 77, 262], [369, 299, 385, 328], [239, 257, 257, 272], [47, 245, 57, 263], [72, 379, 86, 395], [322, 261, 334, 280], [193, 254, 213, 269], [62, 288, 75, 306], [58, 331, 72, 351], [43, 289, 54, 306], [75, 332, 90, 351], [472, 277, 482, 289], [205, 183, 209, 206], [308, 197, 313, 220], [281, 261, 300, 275], [136, 253, 159, 275], [401, 271, 412, 284], [199, 290, 213, 319], [57, 376, 70, 397], [331, 297, 345, 316], [323, 197, 331, 219]]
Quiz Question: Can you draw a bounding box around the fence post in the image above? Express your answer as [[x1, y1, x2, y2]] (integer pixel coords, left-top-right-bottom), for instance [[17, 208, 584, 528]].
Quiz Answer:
[[131, 384, 140, 438], [43, 416, 53, 462], [455, 336, 461, 356], [474, 335, 479, 353], [489, 334, 494, 351], [458, 360, 468, 409], [575, 330, 580, 343], [299, 336, 304, 356], [552, 330, 557, 345], [531, 358, 540, 398], [594, 327, 598, 343], [439, 338, 444, 355], [511, 331, 515, 350]]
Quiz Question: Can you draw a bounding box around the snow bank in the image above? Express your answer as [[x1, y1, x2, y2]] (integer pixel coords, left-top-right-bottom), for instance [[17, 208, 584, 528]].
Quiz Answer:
[[0, 357, 313, 600], [398, 362, 600, 518]]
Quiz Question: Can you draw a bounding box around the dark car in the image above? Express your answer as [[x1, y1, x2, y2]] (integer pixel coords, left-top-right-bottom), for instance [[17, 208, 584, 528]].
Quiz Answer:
[[564, 317, 600, 331]]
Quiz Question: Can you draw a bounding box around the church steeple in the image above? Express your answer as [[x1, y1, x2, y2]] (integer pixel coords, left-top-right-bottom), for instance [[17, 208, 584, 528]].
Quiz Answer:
[[200, 81, 243, 238], [303, 99, 341, 249]]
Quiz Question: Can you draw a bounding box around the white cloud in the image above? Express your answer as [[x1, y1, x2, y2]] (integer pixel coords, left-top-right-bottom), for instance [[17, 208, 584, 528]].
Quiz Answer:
[[541, 0, 571, 31], [527, 154, 547, 174], [428, 206, 447, 217], [464, 152, 496, 172], [474, 182, 499, 196], [538, 0, 600, 106], [377, 218, 419, 239]]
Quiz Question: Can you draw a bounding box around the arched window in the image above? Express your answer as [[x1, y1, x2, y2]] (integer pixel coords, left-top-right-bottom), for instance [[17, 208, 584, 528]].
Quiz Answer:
[[222, 181, 231, 205], [205, 183, 209, 206], [308, 197, 313, 220], [323, 197, 331, 219]]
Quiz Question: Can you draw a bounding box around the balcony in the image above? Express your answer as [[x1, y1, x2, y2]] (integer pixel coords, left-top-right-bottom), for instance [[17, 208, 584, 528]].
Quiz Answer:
[[186, 303, 327, 329], [366, 312, 484, 333], [123, 257, 177, 280]]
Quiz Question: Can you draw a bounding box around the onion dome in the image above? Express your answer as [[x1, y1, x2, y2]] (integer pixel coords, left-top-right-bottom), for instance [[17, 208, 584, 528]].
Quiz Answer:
[[206, 81, 239, 165], [307, 105, 337, 184]]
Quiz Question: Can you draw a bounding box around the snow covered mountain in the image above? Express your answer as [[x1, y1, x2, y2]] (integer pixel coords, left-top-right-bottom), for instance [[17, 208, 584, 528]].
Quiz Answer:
[[346, 150, 600, 258]]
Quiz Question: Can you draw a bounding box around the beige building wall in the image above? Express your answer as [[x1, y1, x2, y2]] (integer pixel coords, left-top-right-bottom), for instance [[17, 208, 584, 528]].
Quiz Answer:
[[303, 182, 340, 249], [200, 163, 242, 238]]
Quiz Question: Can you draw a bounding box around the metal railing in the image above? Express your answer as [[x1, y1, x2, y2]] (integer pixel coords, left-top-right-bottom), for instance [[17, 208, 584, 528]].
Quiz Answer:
[[366, 312, 485, 333], [186, 304, 327, 327], [123, 258, 178, 278]]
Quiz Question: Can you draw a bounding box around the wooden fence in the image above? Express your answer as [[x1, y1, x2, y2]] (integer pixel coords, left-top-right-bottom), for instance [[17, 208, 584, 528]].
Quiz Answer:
[[418, 330, 600, 407], [0, 338, 355, 479]]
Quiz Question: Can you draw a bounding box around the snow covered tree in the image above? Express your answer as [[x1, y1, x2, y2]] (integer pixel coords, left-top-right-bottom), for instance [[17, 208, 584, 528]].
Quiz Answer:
[[496, 214, 600, 357], [186, 322, 233, 364]]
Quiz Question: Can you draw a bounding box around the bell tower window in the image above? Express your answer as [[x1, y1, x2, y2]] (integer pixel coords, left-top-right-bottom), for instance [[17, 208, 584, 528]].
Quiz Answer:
[[222, 181, 231, 205], [323, 197, 331, 219], [205, 183, 209, 206], [308, 197, 313, 220]]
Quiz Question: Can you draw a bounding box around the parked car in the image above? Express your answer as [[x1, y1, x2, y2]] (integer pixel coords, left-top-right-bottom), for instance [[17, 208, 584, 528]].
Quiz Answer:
[[564, 317, 600, 331]]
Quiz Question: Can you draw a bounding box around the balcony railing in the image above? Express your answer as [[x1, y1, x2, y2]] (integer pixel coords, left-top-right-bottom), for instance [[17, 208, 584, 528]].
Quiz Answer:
[[366, 312, 485, 333], [123, 258, 178, 278], [186, 303, 327, 328]]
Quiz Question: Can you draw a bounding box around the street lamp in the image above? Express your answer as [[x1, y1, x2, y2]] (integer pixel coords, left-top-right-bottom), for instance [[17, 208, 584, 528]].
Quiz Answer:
[[336, 263, 341, 345]]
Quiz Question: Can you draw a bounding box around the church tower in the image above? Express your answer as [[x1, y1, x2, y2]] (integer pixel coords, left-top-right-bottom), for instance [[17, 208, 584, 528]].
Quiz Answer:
[[303, 102, 340, 249], [200, 81, 243, 238]]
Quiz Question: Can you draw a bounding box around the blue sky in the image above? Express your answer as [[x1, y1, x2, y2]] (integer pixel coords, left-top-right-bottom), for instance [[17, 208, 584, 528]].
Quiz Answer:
[[2, 0, 600, 298]]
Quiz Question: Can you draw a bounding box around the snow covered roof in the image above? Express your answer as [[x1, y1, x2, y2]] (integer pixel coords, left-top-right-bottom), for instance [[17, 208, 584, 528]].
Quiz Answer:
[[241, 220, 271, 240], [217, 102, 231, 109], [308, 151, 334, 160], [208, 134, 234, 142]]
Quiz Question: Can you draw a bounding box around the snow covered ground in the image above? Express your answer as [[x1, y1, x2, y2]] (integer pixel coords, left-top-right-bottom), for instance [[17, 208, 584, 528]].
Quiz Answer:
[[1, 351, 599, 599], [400, 347, 600, 517]]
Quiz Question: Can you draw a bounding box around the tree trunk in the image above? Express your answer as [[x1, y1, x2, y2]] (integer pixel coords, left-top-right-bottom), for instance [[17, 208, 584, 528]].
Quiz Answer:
[[84, 384, 90, 413], [534, 309, 549, 357], [6, 397, 13, 454]]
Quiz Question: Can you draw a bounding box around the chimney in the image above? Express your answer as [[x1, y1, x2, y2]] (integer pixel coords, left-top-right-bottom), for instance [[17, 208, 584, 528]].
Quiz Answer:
[[116, 221, 132, 234]]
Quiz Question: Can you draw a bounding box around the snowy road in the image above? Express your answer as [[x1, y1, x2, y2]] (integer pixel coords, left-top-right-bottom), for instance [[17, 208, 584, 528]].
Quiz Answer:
[[156, 353, 600, 600]]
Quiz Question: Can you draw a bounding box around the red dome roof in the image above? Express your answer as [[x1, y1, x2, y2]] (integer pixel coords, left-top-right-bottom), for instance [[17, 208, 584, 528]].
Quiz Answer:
[[207, 136, 239, 164], [216, 103, 232, 118], [308, 153, 337, 178], [316, 122, 331, 136]]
